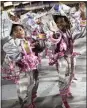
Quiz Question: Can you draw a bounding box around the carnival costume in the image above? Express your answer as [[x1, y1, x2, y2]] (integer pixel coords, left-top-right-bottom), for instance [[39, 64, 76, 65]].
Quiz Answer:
[[2, 37, 40, 108], [44, 3, 86, 108]]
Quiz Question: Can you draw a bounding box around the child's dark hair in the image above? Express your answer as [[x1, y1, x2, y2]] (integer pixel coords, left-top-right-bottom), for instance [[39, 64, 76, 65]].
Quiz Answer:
[[8, 12, 21, 19], [10, 24, 24, 36], [53, 15, 71, 30]]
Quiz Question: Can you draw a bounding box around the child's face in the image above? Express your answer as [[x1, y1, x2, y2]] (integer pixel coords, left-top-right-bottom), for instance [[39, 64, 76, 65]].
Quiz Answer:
[[13, 26, 25, 39], [36, 18, 42, 24], [56, 17, 67, 32], [10, 15, 20, 22]]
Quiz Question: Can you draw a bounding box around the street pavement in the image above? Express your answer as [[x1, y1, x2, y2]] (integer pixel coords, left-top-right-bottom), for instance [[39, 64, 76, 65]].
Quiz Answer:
[[1, 36, 86, 108]]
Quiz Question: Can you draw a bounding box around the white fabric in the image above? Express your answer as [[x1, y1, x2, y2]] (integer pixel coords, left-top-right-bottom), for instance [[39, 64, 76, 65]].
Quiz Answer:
[[16, 71, 34, 102], [59, 3, 71, 14], [3, 38, 23, 61], [49, 20, 58, 32]]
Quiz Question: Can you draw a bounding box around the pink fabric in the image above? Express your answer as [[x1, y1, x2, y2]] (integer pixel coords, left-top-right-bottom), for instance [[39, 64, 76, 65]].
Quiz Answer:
[[72, 52, 81, 56], [20, 40, 39, 71], [22, 54, 39, 71], [50, 32, 62, 44], [47, 49, 64, 65], [2, 67, 19, 83], [60, 39, 67, 51], [62, 99, 70, 108]]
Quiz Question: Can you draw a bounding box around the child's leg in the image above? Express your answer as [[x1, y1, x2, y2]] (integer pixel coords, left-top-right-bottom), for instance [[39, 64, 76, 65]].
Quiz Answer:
[[32, 69, 39, 95], [24, 71, 37, 108], [58, 77, 71, 108], [16, 73, 26, 108], [65, 56, 71, 77], [30, 69, 39, 108], [66, 86, 74, 98], [62, 95, 71, 108], [55, 60, 59, 73], [33, 69, 39, 83], [72, 57, 77, 80], [65, 56, 77, 98], [64, 57, 73, 96], [32, 69, 39, 94], [70, 56, 76, 81], [16, 72, 34, 108]]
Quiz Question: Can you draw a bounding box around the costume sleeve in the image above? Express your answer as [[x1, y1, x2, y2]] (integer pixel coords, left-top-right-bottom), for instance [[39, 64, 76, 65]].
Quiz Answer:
[[70, 8, 86, 41], [3, 40, 22, 61]]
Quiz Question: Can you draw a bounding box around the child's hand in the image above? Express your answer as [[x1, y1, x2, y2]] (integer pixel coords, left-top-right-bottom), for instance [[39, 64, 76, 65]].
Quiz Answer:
[[30, 43, 35, 48], [25, 36, 31, 40], [30, 42, 39, 48]]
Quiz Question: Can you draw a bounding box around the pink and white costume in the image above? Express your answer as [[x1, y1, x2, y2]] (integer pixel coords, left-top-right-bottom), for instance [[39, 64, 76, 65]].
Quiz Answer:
[[2, 37, 39, 108]]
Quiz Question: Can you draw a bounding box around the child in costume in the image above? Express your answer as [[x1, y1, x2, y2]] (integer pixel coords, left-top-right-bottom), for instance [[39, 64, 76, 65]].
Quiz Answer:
[[46, 4, 81, 108], [2, 24, 41, 108]]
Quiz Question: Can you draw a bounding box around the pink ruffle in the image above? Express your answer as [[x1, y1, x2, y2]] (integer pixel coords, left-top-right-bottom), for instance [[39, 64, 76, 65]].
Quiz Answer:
[[2, 53, 39, 83], [22, 53, 39, 71]]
